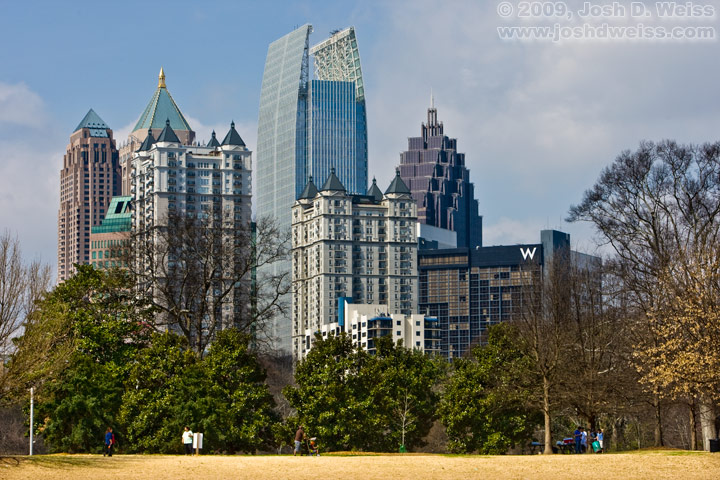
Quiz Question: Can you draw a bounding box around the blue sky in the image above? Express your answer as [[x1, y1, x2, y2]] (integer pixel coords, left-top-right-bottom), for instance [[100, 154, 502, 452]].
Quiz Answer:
[[2, 0, 720, 275]]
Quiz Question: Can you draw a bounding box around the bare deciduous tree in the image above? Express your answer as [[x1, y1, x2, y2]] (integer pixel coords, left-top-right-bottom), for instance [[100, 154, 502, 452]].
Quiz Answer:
[[129, 212, 290, 354], [569, 140, 720, 449], [514, 256, 573, 454], [0, 231, 52, 357]]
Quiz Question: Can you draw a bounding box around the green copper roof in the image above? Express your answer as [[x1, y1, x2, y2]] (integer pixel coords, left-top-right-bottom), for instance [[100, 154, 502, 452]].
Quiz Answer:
[[367, 177, 383, 202], [321, 168, 346, 192], [385, 169, 411, 195], [133, 82, 192, 133], [299, 176, 319, 199], [74, 109, 110, 137], [91, 196, 132, 234]]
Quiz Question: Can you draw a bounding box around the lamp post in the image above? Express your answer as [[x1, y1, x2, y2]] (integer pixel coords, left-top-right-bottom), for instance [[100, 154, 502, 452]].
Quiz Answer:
[[29, 387, 34, 456]]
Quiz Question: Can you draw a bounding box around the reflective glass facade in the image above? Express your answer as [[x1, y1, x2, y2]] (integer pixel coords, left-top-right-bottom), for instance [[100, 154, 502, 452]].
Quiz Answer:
[[257, 25, 369, 353], [308, 80, 367, 195]]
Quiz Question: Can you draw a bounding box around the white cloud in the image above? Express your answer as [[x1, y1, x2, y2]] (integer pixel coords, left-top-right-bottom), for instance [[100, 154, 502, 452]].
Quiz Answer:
[[365, 0, 720, 251], [0, 82, 46, 127]]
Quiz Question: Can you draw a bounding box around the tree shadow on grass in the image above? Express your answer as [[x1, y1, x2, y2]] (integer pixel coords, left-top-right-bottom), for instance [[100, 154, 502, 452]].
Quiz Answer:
[[7, 455, 118, 470]]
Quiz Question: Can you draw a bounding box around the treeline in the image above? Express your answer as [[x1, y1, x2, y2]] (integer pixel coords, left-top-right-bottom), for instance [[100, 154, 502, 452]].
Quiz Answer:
[[0, 262, 709, 455], [1, 140, 719, 454]]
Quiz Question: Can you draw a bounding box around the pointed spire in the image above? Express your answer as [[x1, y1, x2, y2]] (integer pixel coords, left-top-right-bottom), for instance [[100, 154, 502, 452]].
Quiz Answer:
[[157, 118, 180, 143], [137, 128, 156, 152], [299, 175, 319, 200], [133, 69, 192, 133], [367, 176, 384, 202], [207, 130, 220, 147], [430, 88, 434, 109], [321, 168, 346, 192], [221, 120, 246, 146], [385, 168, 411, 195]]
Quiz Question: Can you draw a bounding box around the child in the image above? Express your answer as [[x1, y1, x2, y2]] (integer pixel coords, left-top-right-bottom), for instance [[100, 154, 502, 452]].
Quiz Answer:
[[309, 437, 319, 456]]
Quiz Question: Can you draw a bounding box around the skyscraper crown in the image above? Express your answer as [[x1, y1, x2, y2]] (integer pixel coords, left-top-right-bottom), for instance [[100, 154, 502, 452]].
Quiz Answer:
[[133, 68, 192, 133]]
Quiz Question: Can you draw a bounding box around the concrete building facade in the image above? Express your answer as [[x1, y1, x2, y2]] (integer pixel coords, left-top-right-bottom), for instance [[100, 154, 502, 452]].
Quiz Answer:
[[291, 170, 417, 361], [310, 300, 440, 356], [119, 69, 196, 196]]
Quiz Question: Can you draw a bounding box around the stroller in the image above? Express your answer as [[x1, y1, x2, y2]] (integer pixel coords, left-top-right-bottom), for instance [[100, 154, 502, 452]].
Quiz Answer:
[[306, 437, 320, 456]]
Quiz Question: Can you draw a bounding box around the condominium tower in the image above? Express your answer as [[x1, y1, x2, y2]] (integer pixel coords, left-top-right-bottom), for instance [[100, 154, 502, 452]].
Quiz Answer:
[[58, 109, 120, 281], [291, 170, 417, 360], [257, 25, 369, 352]]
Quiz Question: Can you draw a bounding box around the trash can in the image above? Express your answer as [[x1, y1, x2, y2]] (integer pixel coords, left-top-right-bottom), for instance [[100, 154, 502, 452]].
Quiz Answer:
[[399, 444, 407, 453], [709, 439, 720, 453]]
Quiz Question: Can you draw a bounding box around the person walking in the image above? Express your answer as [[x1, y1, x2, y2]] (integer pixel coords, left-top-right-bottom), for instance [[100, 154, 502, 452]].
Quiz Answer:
[[104, 427, 115, 457], [294, 425, 305, 456], [597, 429, 605, 453], [182, 426, 194, 455], [581, 427, 588, 453]]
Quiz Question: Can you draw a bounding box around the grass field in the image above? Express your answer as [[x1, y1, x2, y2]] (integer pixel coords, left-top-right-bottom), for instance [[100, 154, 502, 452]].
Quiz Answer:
[[1, 451, 718, 480]]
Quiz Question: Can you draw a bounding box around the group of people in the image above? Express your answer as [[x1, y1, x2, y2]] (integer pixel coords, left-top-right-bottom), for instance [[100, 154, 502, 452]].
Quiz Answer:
[[573, 426, 604, 453], [102, 426, 195, 456]]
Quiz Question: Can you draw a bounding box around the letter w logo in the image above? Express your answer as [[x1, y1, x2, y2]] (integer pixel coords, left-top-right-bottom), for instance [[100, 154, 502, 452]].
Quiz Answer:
[[520, 247, 536, 260]]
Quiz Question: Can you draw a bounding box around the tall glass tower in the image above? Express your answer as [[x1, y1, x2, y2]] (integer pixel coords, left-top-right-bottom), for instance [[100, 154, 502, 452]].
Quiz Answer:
[[257, 25, 368, 353]]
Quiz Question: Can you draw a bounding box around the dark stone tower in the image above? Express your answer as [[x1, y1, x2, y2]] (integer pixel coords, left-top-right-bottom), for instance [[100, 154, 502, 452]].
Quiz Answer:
[[399, 101, 482, 248]]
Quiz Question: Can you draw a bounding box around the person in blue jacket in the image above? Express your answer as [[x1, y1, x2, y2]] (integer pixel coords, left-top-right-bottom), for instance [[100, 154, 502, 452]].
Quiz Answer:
[[104, 427, 115, 457]]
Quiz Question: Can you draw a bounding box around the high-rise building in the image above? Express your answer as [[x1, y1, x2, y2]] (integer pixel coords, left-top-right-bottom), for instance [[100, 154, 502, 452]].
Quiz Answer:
[[89, 195, 132, 271], [131, 119, 251, 238], [257, 25, 369, 352], [130, 118, 252, 337], [119, 69, 196, 196], [417, 230, 599, 360], [399, 101, 482, 248], [291, 170, 416, 361], [58, 109, 120, 282]]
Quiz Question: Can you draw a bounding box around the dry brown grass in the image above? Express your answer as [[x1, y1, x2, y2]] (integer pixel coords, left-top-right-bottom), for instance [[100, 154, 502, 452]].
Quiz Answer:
[[1, 451, 718, 480]]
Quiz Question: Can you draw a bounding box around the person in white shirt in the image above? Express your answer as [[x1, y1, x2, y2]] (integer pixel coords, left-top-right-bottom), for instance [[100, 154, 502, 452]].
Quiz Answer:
[[182, 426, 194, 455]]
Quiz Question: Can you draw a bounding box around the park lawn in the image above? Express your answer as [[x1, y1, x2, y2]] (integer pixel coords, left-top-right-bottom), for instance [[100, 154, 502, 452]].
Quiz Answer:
[[1, 451, 718, 480]]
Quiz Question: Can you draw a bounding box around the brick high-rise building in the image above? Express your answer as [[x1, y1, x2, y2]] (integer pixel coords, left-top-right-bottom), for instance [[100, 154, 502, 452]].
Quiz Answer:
[[399, 101, 482, 248], [58, 109, 120, 282]]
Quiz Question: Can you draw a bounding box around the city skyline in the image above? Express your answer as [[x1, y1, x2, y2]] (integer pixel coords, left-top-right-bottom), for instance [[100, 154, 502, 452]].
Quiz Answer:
[[2, 0, 719, 277]]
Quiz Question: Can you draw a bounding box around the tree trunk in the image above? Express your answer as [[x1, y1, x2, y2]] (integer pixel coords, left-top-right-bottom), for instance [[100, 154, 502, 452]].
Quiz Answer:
[[698, 396, 717, 451], [689, 399, 697, 451], [543, 376, 553, 454], [653, 396, 664, 447]]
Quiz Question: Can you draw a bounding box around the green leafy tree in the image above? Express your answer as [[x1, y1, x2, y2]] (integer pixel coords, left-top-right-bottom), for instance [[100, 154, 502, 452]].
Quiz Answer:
[[118, 332, 203, 453], [284, 333, 372, 452], [30, 266, 150, 452], [439, 323, 540, 454], [367, 337, 443, 451], [200, 329, 277, 453], [120, 329, 277, 453]]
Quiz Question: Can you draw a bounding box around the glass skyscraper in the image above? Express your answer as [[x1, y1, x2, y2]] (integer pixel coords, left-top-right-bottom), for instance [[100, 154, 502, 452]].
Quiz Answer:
[[257, 25, 368, 353]]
